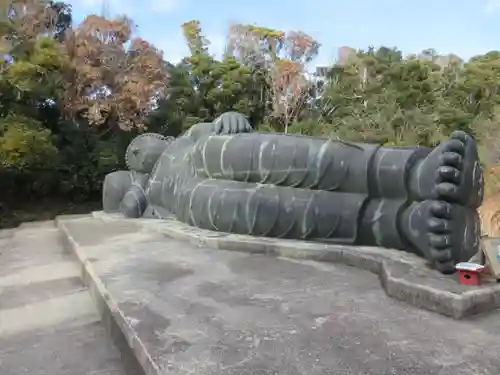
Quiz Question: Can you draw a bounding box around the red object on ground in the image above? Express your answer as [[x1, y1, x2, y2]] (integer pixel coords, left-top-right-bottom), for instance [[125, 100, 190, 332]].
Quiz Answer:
[[455, 262, 485, 286]]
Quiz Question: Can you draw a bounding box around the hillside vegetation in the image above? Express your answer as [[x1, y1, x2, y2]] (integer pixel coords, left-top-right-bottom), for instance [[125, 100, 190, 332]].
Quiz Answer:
[[1, 2, 499, 230]]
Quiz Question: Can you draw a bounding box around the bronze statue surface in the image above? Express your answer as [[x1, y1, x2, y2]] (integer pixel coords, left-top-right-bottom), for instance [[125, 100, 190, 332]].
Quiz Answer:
[[103, 112, 484, 274]]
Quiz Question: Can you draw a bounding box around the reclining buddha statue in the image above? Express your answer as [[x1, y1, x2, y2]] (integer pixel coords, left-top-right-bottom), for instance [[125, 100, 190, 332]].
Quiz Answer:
[[102, 112, 484, 274]]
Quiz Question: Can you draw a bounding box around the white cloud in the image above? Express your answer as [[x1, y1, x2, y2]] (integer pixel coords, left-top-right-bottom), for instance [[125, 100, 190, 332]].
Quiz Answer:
[[484, 0, 500, 15], [150, 30, 188, 63], [67, 0, 225, 63], [151, 30, 228, 64], [207, 33, 227, 59], [150, 0, 180, 13], [68, 0, 182, 16], [73, 0, 99, 7]]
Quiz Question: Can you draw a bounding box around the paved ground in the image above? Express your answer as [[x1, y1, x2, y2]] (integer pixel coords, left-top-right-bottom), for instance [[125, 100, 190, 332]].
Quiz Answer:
[[0, 222, 139, 375], [61, 216, 500, 375]]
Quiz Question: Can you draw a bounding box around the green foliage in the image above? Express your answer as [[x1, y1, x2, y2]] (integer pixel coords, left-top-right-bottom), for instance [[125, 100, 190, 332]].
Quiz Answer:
[[4, 10, 500, 227], [149, 51, 268, 134], [0, 115, 57, 170], [288, 120, 328, 136], [318, 47, 500, 150], [3, 36, 68, 97]]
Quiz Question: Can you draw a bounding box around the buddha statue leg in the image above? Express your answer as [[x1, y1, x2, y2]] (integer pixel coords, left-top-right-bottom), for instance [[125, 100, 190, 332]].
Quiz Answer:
[[186, 131, 483, 273], [171, 176, 368, 243], [366, 131, 483, 273], [166, 170, 479, 273]]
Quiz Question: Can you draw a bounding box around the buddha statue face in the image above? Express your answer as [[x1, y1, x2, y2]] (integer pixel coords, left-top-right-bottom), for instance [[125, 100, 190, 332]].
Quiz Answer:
[[125, 133, 174, 173]]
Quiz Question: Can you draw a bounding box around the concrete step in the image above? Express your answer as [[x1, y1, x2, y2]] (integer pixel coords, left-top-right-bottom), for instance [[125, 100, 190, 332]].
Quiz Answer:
[[0, 223, 139, 375]]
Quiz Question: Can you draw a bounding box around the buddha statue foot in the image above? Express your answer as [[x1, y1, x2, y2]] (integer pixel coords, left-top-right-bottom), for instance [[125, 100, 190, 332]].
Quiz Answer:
[[401, 131, 483, 273], [410, 131, 483, 208], [401, 200, 481, 273]]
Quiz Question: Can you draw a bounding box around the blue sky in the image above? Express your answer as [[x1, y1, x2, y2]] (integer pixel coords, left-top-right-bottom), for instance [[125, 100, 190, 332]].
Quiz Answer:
[[67, 0, 500, 66]]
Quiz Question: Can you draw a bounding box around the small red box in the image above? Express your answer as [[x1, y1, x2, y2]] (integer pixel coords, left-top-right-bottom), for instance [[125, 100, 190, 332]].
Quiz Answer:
[[455, 262, 485, 286]]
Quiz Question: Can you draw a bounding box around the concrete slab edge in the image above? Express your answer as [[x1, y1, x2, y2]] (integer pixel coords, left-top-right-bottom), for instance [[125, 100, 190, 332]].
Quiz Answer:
[[90, 212, 500, 319], [0, 228, 16, 239], [50, 213, 500, 375], [156, 227, 467, 319], [55, 217, 159, 375], [134, 216, 500, 320]]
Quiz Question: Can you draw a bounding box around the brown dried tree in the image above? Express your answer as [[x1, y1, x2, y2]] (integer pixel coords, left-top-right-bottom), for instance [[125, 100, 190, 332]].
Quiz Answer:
[[270, 31, 319, 132], [227, 24, 319, 132], [0, 0, 62, 54], [268, 59, 308, 132], [284, 31, 319, 65], [63, 15, 169, 130], [226, 24, 284, 64]]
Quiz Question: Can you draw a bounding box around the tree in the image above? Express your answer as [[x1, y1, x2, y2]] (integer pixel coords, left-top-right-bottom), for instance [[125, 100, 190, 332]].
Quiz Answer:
[[161, 20, 269, 127], [63, 15, 169, 130], [0, 114, 57, 170], [0, 0, 66, 56], [226, 24, 319, 132], [181, 19, 209, 55], [318, 47, 448, 145], [4, 9, 500, 225], [226, 24, 285, 65], [268, 59, 308, 132], [147, 61, 196, 136]]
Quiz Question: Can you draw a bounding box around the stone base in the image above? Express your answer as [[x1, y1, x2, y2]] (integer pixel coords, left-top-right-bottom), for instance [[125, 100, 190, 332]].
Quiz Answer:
[[91, 211, 500, 319], [56, 212, 500, 375]]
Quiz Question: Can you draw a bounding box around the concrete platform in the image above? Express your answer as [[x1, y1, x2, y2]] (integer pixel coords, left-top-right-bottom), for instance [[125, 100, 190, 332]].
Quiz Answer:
[[93, 212, 500, 320], [0, 221, 139, 375], [57, 213, 500, 375]]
